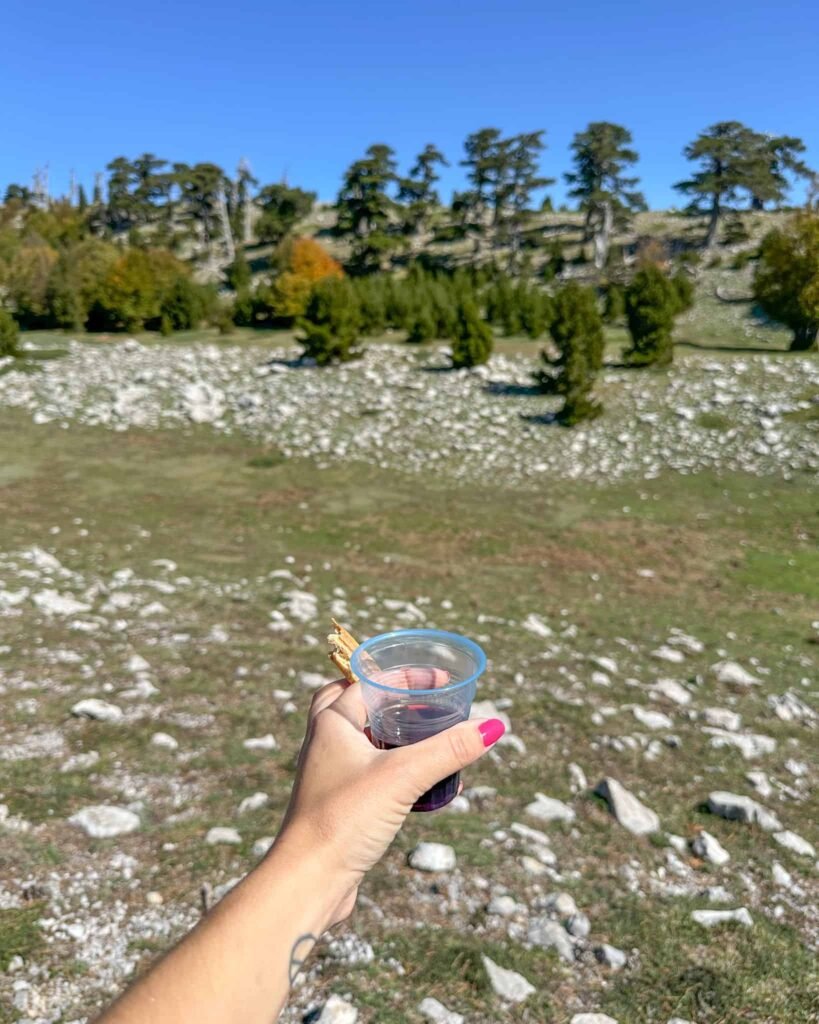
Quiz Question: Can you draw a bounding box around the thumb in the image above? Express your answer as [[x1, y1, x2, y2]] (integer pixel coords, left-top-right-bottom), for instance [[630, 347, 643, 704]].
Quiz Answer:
[[393, 717, 506, 798]]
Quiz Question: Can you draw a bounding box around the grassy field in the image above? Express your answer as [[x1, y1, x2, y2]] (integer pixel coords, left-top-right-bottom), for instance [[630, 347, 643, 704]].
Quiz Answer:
[[0, 332, 817, 1024]]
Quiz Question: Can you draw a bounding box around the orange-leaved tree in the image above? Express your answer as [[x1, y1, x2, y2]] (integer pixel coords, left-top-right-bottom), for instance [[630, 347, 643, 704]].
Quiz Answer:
[[271, 237, 343, 319]]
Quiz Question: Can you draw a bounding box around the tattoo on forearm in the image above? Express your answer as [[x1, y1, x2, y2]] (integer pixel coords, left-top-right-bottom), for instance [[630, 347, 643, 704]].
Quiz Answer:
[[288, 933, 317, 985]]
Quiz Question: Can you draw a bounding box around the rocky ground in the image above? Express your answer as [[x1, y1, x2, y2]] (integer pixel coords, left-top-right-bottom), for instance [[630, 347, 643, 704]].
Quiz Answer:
[[0, 335, 817, 1024]]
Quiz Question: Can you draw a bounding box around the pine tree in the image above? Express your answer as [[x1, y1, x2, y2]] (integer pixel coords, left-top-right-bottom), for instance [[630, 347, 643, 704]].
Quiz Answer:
[[336, 144, 400, 274], [565, 122, 645, 270], [77, 185, 88, 213], [299, 278, 362, 364], [255, 184, 315, 245], [754, 212, 819, 351], [675, 122, 812, 247], [624, 265, 681, 366], [397, 144, 448, 253], [173, 162, 227, 253], [450, 298, 493, 367], [537, 283, 604, 424]]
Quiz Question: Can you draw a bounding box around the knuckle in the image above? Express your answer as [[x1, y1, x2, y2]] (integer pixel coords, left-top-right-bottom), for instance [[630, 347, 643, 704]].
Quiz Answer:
[[446, 727, 474, 767]]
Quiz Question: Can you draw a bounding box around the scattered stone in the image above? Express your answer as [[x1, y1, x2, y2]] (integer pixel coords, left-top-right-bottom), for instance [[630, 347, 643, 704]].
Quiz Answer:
[[544, 892, 578, 917], [146, 891, 163, 906], [487, 894, 518, 917], [594, 656, 618, 674], [595, 777, 660, 835], [243, 734, 277, 751], [772, 862, 794, 889], [691, 830, 730, 866], [768, 691, 816, 722], [570, 1015, 619, 1024], [566, 912, 591, 939], [568, 762, 588, 793], [527, 917, 575, 962], [649, 679, 691, 705], [60, 750, 100, 773], [704, 729, 776, 759], [463, 785, 497, 806], [150, 731, 179, 750], [70, 698, 123, 723], [702, 707, 742, 731], [205, 827, 242, 846], [69, 805, 140, 838], [633, 706, 673, 730], [237, 792, 269, 815], [326, 934, 374, 966], [745, 770, 773, 798], [594, 944, 627, 970], [522, 613, 552, 638], [652, 646, 686, 664], [482, 955, 536, 1003], [773, 830, 816, 858], [667, 629, 704, 654], [418, 996, 464, 1024], [409, 842, 456, 872], [707, 791, 782, 831], [691, 907, 753, 928], [252, 836, 275, 857], [314, 994, 358, 1024], [127, 653, 151, 673], [299, 671, 330, 689], [711, 660, 759, 687], [33, 589, 91, 616], [525, 793, 576, 824]]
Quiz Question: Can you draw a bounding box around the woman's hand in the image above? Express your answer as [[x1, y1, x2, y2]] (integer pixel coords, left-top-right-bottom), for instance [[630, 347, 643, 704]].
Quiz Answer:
[[277, 673, 505, 922], [95, 671, 504, 1024]]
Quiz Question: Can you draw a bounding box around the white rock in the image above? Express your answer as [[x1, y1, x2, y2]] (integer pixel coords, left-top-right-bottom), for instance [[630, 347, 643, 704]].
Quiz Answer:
[[243, 734, 277, 751], [745, 770, 773, 798], [60, 750, 100, 773], [150, 732, 178, 750], [691, 830, 730, 866], [544, 891, 578, 917], [594, 656, 618, 674], [768, 691, 816, 722], [707, 791, 781, 831], [525, 793, 575, 823], [522, 612, 552, 638], [703, 707, 742, 731], [711, 660, 759, 687], [127, 653, 151, 674], [772, 862, 794, 889], [299, 671, 330, 689], [568, 762, 588, 793], [652, 646, 685, 664], [238, 792, 269, 815], [487, 894, 518, 917], [667, 629, 705, 654], [591, 670, 611, 687], [566, 911, 591, 938], [409, 842, 456, 872], [33, 589, 91, 616], [595, 777, 660, 835], [668, 1019, 697, 1024], [69, 805, 140, 838], [71, 698, 123, 723], [649, 679, 691, 705], [773, 830, 816, 858], [570, 1015, 620, 1024], [482, 955, 536, 1003], [704, 728, 776, 759], [527, 917, 574, 961], [633, 706, 673, 730], [316, 994, 358, 1024], [417, 996, 464, 1024], [146, 891, 164, 906], [205, 826, 242, 845], [594, 944, 627, 969], [691, 907, 753, 928], [248, 837, 273, 859]]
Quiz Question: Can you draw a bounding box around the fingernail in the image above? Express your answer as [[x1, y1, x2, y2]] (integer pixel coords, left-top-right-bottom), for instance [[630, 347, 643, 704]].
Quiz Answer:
[[478, 718, 506, 747]]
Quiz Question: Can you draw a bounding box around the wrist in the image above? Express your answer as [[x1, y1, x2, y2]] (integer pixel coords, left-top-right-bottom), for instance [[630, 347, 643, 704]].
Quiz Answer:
[[262, 823, 356, 931]]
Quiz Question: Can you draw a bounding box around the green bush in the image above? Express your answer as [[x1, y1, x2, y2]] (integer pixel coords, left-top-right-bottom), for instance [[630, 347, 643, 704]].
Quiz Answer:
[[603, 282, 626, 323], [542, 238, 565, 282], [158, 277, 210, 332], [754, 212, 819, 351], [451, 299, 493, 368], [624, 264, 680, 366], [225, 250, 252, 291], [538, 282, 604, 424], [299, 278, 362, 365], [407, 303, 437, 343], [723, 216, 751, 245], [0, 309, 20, 357], [671, 272, 695, 314]]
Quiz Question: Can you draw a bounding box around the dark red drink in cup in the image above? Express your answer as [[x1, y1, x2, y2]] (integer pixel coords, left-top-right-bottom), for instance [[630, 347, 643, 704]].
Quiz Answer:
[[351, 629, 486, 812]]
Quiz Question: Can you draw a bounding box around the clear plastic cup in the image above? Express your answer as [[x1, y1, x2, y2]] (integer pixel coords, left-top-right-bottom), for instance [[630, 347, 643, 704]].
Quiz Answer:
[[350, 628, 486, 811]]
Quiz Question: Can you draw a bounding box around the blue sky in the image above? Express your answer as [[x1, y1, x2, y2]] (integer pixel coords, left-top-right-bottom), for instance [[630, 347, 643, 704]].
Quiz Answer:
[[3, 0, 817, 209]]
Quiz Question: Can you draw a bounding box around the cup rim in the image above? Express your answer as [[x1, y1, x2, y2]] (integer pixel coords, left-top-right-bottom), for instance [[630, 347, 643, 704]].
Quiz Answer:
[[350, 628, 487, 695]]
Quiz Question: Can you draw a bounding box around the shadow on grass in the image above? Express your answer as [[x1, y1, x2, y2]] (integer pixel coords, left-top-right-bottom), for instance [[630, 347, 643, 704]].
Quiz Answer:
[[483, 380, 543, 397]]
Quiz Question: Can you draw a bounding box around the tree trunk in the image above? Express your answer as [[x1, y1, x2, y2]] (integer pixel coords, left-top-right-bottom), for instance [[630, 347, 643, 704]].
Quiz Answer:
[[790, 323, 818, 351], [217, 191, 235, 264], [704, 198, 720, 248], [593, 202, 612, 271]]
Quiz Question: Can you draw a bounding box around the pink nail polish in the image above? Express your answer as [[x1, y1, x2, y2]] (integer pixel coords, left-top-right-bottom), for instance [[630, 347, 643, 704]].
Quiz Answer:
[[478, 718, 506, 747]]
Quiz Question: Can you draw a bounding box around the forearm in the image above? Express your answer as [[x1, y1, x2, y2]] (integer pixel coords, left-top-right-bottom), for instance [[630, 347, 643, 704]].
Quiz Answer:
[[96, 829, 350, 1024]]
